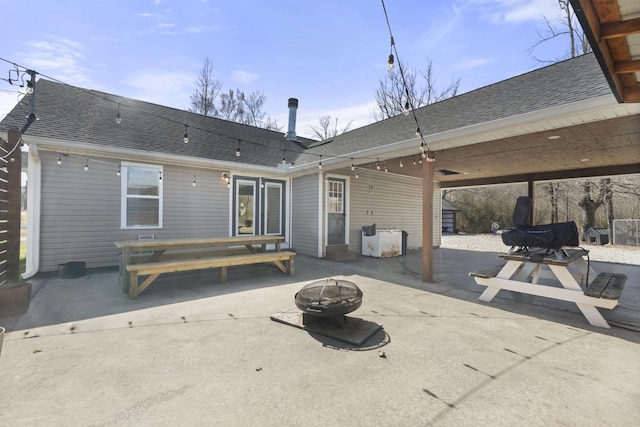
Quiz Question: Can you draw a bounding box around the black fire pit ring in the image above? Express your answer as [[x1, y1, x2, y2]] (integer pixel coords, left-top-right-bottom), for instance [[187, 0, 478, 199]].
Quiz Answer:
[[295, 278, 362, 327]]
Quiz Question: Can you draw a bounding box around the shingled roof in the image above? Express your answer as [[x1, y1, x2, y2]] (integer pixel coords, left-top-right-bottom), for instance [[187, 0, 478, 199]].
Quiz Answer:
[[0, 81, 313, 168], [292, 53, 613, 167], [0, 53, 618, 174]]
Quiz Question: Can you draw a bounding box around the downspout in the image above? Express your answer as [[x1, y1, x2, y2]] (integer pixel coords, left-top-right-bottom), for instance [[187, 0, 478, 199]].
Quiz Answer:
[[22, 143, 41, 279]]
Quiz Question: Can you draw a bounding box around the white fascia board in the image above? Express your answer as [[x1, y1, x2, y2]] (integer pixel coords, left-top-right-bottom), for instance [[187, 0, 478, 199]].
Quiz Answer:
[[23, 135, 288, 176]]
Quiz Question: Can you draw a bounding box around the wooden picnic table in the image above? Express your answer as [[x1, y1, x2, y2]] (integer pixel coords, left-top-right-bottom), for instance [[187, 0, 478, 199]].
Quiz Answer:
[[115, 235, 294, 298], [470, 249, 626, 328]]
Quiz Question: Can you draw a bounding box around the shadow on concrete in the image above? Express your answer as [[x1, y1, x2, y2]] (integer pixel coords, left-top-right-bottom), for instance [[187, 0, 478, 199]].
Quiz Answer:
[[2, 247, 639, 343]]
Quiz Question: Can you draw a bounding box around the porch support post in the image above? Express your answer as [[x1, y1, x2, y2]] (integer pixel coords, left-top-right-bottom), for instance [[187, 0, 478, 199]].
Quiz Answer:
[[422, 158, 434, 282], [527, 179, 535, 225]]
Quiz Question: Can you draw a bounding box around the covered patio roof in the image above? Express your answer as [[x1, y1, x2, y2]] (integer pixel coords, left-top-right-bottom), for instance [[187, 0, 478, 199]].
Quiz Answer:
[[571, 0, 640, 103]]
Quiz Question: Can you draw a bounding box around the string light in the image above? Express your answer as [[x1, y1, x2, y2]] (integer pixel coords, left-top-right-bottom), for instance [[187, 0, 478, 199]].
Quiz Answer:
[[281, 149, 286, 165], [403, 101, 410, 116], [192, 175, 196, 186], [236, 140, 241, 157], [84, 159, 89, 171], [387, 36, 395, 72], [117, 165, 121, 176], [413, 157, 417, 166], [318, 155, 323, 170], [57, 154, 62, 165], [355, 169, 359, 179], [115, 103, 122, 124], [376, 159, 380, 171], [350, 158, 355, 171], [384, 164, 388, 173], [399, 159, 403, 168], [183, 124, 189, 143]]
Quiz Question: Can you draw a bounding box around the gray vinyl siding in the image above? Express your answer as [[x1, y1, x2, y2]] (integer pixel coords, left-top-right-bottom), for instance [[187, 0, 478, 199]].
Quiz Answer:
[[291, 174, 319, 256], [38, 151, 230, 272], [348, 170, 441, 254]]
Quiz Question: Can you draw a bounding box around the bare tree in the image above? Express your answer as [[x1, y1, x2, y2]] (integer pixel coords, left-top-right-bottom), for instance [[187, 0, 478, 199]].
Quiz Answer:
[[306, 116, 352, 140], [371, 60, 460, 121], [189, 58, 282, 131], [189, 58, 221, 117], [528, 0, 591, 64]]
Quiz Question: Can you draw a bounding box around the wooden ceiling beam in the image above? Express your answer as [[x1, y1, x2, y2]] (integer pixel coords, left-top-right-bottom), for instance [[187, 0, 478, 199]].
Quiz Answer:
[[601, 17, 640, 39], [440, 163, 640, 189], [615, 59, 640, 73]]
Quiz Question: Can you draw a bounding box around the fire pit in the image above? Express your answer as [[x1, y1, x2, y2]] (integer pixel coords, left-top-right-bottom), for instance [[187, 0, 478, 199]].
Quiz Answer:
[[295, 278, 363, 327]]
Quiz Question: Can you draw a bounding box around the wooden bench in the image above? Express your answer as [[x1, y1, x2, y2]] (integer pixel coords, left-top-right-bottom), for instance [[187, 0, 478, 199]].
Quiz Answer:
[[584, 272, 627, 300], [126, 251, 296, 298]]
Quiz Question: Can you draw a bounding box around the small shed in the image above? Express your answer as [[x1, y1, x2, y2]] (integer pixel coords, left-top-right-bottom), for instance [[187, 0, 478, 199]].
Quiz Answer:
[[585, 228, 609, 245], [442, 199, 461, 234]]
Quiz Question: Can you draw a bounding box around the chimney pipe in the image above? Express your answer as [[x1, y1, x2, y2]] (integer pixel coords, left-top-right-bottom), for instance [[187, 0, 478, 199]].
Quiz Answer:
[[285, 98, 298, 141]]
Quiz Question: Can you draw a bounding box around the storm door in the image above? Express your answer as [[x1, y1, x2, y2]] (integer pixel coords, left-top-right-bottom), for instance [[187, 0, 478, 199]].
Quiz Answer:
[[263, 181, 284, 235], [235, 179, 257, 235], [327, 178, 346, 245]]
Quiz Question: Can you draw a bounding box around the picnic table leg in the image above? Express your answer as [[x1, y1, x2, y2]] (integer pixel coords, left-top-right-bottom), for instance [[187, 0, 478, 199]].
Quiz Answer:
[[121, 248, 131, 293], [129, 271, 139, 299], [479, 261, 522, 302], [288, 257, 294, 276], [549, 265, 610, 328]]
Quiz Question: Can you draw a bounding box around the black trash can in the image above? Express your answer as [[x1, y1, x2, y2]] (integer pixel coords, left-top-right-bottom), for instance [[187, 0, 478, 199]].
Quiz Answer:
[[401, 230, 408, 255]]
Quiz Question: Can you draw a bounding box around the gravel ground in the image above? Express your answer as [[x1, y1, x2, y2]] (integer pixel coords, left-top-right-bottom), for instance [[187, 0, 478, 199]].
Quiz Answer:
[[441, 233, 639, 265]]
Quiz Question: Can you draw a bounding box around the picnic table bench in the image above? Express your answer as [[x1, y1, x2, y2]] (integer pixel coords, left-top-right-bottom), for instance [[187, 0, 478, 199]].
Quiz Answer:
[[470, 249, 626, 328], [115, 236, 295, 298]]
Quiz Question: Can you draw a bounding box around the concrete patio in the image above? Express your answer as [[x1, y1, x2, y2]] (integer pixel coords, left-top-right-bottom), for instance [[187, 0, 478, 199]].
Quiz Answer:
[[1, 245, 639, 426]]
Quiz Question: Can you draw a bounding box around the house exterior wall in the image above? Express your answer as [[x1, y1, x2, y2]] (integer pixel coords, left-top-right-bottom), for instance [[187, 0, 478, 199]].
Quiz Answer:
[[38, 151, 230, 271], [291, 174, 320, 256], [347, 170, 441, 254]]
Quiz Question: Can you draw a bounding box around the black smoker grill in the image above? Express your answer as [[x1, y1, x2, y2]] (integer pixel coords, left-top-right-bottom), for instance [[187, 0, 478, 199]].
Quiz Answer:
[[295, 278, 363, 327]]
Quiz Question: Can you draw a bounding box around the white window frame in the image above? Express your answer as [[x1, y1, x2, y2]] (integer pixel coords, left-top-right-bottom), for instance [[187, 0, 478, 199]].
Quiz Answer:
[[120, 162, 163, 229], [264, 181, 284, 235]]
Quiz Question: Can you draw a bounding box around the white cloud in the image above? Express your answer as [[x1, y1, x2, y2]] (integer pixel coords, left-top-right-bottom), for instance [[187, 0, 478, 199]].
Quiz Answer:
[[123, 69, 195, 110], [469, 0, 561, 24], [17, 37, 91, 84], [0, 91, 26, 121], [283, 100, 377, 138], [232, 70, 259, 85], [453, 57, 491, 70]]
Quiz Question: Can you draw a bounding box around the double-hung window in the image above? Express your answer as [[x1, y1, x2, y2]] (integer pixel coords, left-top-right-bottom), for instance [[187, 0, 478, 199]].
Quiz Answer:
[[121, 163, 163, 229]]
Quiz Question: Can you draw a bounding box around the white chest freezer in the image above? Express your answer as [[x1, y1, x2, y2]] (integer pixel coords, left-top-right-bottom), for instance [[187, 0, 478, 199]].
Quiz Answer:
[[362, 229, 402, 257]]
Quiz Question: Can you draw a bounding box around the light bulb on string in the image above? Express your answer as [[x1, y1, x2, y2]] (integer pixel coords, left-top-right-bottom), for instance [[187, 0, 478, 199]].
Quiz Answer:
[[403, 101, 410, 116], [25, 80, 34, 95], [84, 160, 89, 171], [318, 155, 322, 170], [413, 157, 417, 166], [115, 103, 122, 124], [116, 166, 121, 176], [236, 140, 241, 157], [57, 154, 62, 165], [355, 169, 359, 179], [399, 159, 404, 168], [416, 127, 422, 138], [376, 159, 380, 171], [192, 175, 196, 187], [350, 158, 355, 171], [387, 53, 394, 72], [183, 124, 189, 143]]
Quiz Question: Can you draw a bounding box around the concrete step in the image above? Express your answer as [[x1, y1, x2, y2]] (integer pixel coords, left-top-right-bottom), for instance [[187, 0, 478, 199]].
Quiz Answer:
[[325, 250, 358, 261], [325, 244, 349, 254]]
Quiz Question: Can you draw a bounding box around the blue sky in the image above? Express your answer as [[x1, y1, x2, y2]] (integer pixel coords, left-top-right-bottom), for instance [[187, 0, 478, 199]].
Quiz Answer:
[[1, 0, 571, 137]]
